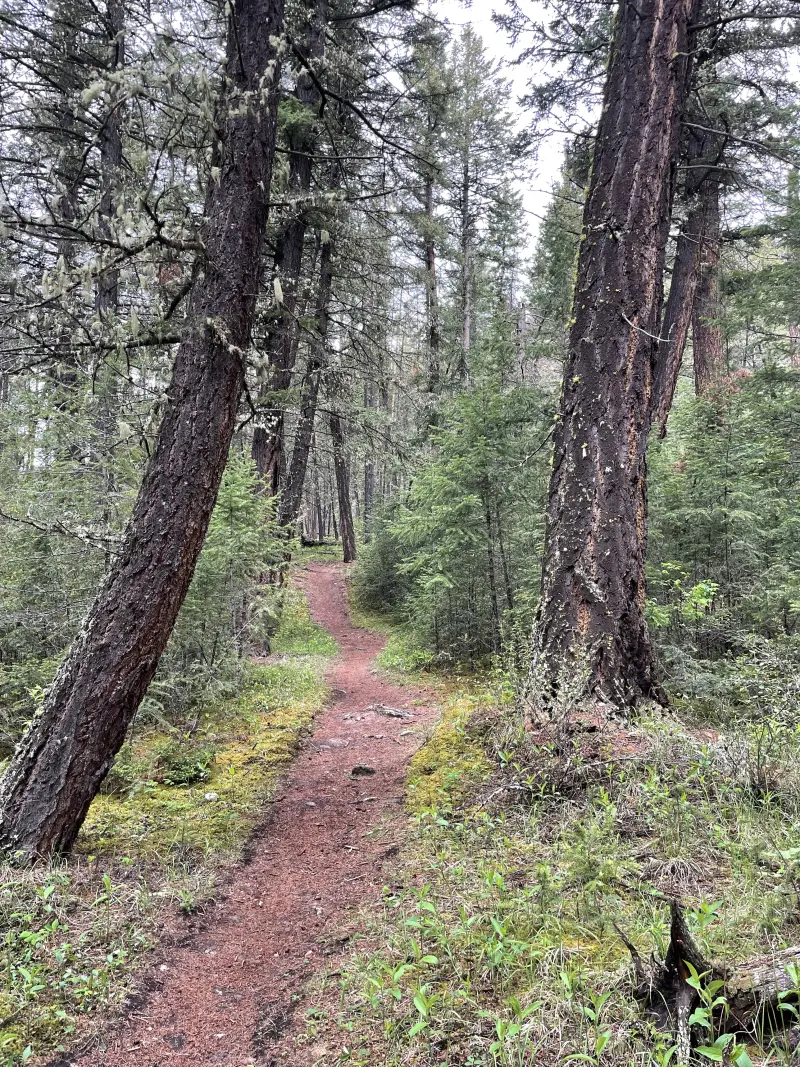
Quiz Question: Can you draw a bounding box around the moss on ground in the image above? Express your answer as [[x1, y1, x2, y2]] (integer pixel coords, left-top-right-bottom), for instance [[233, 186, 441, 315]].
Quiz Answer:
[[270, 586, 339, 658], [407, 694, 492, 813], [79, 660, 324, 858], [0, 587, 333, 1066]]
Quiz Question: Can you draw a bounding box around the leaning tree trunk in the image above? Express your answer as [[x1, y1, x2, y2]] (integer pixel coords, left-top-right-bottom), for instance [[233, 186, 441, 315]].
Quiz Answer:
[[329, 409, 356, 563], [0, 0, 288, 859], [536, 0, 698, 707]]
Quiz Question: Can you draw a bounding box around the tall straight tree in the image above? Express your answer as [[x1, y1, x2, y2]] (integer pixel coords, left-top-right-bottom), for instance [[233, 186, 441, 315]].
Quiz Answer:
[[251, 0, 328, 494], [536, 0, 699, 706], [0, 0, 291, 858]]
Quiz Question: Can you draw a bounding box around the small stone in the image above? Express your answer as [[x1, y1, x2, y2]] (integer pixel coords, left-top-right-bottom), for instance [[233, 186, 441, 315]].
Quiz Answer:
[[204, 791, 219, 802], [350, 764, 376, 778]]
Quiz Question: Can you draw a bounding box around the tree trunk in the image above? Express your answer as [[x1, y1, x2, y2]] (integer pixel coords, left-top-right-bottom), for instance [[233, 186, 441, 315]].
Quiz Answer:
[[482, 492, 501, 653], [277, 238, 333, 528], [459, 159, 472, 379], [251, 0, 328, 494], [0, 0, 288, 859], [363, 379, 375, 542], [692, 176, 726, 392], [330, 410, 356, 562], [495, 503, 514, 612], [652, 121, 726, 433], [536, 0, 698, 708], [95, 0, 124, 319], [424, 174, 441, 392]]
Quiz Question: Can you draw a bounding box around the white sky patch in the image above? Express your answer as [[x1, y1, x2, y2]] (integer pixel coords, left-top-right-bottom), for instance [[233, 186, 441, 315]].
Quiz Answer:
[[436, 0, 567, 243]]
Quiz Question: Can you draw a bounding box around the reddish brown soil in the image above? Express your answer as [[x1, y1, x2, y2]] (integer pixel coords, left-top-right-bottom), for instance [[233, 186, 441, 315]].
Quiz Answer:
[[80, 562, 438, 1067]]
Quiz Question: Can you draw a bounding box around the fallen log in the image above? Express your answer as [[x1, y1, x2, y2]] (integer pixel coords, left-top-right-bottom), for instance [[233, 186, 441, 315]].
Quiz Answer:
[[620, 900, 800, 1062]]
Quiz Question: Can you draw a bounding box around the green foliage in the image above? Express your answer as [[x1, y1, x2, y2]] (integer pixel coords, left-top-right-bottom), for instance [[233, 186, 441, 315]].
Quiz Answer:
[[156, 452, 287, 710], [270, 587, 339, 657], [0, 658, 59, 759], [355, 370, 553, 666], [0, 453, 287, 750], [648, 366, 800, 694], [323, 686, 800, 1066], [0, 585, 332, 1065]]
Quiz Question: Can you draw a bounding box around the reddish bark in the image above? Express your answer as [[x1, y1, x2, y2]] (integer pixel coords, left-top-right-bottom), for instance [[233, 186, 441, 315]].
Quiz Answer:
[[537, 0, 699, 706], [0, 0, 289, 857]]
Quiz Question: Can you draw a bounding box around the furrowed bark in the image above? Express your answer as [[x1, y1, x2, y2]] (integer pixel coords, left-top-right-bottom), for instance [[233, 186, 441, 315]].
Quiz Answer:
[[652, 121, 726, 434], [536, 0, 698, 707], [692, 175, 726, 392], [251, 0, 328, 494], [0, 0, 289, 859]]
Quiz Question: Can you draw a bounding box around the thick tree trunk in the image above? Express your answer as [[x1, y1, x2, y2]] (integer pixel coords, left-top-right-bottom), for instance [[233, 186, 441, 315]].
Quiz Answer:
[[536, 0, 697, 707], [251, 0, 327, 494], [330, 410, 356, 562], [0, 0, 287, 859], [277, 238, 332, 528], [692, 177, 726, 391]]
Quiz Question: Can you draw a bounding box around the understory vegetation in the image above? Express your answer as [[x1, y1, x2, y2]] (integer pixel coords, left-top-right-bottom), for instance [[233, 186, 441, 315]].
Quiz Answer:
[[0, 586, 332, 1064], [304, 648, 800, 1066], [356, 365, 800, 704], [1, 0, 800, 1058]]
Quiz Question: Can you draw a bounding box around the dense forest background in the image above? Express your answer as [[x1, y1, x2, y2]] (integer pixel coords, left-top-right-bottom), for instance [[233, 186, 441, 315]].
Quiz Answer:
[[1, 0, 799, 754]]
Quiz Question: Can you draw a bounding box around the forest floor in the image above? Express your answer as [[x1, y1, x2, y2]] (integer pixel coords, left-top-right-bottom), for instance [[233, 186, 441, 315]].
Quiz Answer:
[[69, 561, 441, 1066], [9, 563, 800, 1067]]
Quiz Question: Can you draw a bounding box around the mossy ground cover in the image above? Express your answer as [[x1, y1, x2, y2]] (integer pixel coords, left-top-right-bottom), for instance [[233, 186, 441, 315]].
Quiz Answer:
[[303, 679, 800, 1066], [0, 590, 333, 1066]]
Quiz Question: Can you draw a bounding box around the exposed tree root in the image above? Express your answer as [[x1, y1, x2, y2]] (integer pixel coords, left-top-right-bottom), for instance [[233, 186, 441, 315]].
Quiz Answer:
[[620, 900, 800, 1062]]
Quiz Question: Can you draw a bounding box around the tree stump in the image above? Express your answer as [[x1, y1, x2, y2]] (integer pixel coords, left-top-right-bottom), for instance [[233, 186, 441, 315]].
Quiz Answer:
[[620, 900, 800, 1062]]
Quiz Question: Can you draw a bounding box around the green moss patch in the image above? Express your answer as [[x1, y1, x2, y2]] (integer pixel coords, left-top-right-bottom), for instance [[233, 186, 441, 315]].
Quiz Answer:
[[407, 694, 492, 813], [270, 587, 339, 657], [80, 661, 324, 859]]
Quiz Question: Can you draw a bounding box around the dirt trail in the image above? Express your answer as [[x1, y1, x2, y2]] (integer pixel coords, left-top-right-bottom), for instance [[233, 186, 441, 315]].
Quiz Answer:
[[78, 561, 437, 1067]]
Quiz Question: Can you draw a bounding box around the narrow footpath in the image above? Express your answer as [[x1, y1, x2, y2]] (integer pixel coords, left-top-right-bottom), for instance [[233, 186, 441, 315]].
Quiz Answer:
[[80, 561, 438, 1066]]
